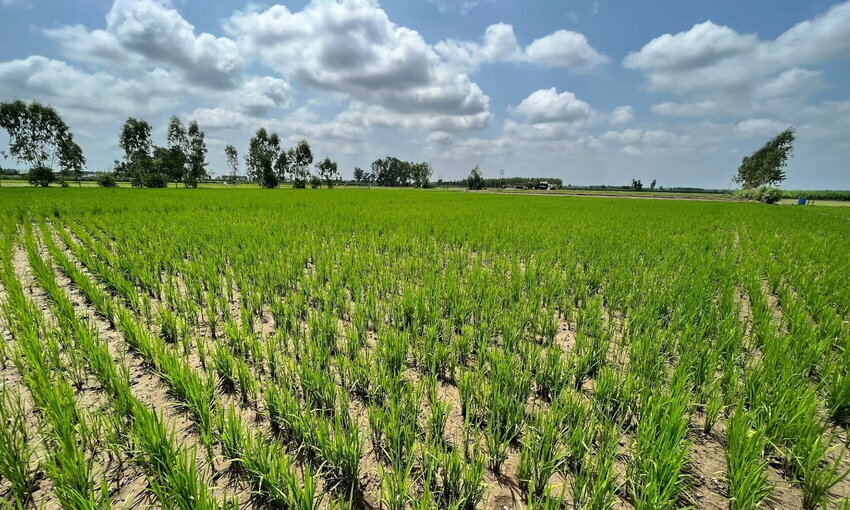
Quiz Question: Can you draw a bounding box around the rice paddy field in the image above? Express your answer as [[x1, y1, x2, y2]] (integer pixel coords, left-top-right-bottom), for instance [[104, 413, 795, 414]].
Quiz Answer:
[[1, 188, 849, 510]]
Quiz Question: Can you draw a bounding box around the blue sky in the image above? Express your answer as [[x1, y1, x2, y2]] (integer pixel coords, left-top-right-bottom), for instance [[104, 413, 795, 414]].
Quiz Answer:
[[1, 0, 848, 188]]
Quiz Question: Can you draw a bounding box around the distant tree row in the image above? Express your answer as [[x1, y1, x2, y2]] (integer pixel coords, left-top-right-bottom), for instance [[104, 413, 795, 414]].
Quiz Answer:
[[114, 116, 208, 188], [0, 100, 85, 186], [352, 157, 432, 187], [236, 127, 339, 189]]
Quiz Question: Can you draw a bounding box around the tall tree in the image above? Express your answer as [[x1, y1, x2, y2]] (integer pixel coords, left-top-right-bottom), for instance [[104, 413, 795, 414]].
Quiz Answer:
[[0, 100, 81, 186], [734, 128, 794, 188], [315, 157, 339, 188], [224, 144, 239, 182], [119, 117, 153, 186], [290, 139, 313, 189], [411, 162, 432, 188], [185, 120, 208, 188], [353, 167, 364, 183], [163, 116, 189, 183], [467, 165, 484, 190], [245, 128, 283, 188], [59, 137, 86, 186]]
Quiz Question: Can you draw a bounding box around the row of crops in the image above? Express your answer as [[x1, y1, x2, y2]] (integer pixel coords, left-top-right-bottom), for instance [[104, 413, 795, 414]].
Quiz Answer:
[[0, 188, 849, 509]]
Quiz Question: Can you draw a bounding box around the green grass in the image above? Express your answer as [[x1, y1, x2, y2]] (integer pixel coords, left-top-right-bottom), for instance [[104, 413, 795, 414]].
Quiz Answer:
[[0, 187, 848, 508]]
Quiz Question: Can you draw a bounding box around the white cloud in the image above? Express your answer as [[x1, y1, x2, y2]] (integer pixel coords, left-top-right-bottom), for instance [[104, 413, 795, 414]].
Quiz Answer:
[[651, 100, 718, 117], [436, 24, 606, 73], [602, 128, 690, 148], [0, 56, 182, 115], [337, 101, 490, 132], [624, 2, 850, 116], [435, 23, 521, 73], [525, 30, 609, 71], [513, 88, 593, 124], [610, 106, 634, 125], [226, 0, 490, 125], [45, 0, 243, 90], [734, 118, 789, 137]]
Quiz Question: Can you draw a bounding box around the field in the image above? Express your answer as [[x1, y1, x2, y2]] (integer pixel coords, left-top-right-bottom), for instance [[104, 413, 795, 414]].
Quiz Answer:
[[0, 188, 849, 510]]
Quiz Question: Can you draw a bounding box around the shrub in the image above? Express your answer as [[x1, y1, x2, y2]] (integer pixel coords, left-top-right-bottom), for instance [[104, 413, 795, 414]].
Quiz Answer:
[[736, 186, 782, 204], [97, 173, 117, 187], [310, 175, 321, 189], [27, 165, 55, 187], [142, 173, 167, 188]]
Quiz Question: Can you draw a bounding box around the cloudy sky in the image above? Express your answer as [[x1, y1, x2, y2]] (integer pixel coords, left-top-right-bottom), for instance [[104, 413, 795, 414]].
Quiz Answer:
[[1, 0, 849, 188]]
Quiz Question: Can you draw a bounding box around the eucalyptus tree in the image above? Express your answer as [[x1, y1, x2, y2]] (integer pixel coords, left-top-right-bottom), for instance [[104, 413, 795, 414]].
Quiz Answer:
[[315, 157, 339, 188], [0, 100, 84, 186], [119, 117, 154, 186], [290, 139, 313, 189], [246, 128, 287, 188], [224, 145, 239, 183]]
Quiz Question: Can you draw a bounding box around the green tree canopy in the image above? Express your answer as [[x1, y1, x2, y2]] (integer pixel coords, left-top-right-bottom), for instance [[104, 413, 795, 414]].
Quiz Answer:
[[467, 165, 484, 190], [734, 128, 794, 188], [0, 100, 84, 186]]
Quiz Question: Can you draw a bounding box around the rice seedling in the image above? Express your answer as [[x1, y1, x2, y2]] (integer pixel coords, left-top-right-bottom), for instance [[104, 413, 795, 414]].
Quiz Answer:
[[1, 187, 849, 509], [726, 405, 771, 510], [0, 384, 37, 504]]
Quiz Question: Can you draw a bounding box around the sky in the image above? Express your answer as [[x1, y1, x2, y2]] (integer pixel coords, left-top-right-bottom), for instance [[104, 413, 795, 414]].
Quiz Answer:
[[0, 0, 848, 188]]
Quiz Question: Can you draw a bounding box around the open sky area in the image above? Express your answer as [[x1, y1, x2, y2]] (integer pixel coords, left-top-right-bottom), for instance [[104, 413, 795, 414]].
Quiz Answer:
[[1, 0, 848, 188]]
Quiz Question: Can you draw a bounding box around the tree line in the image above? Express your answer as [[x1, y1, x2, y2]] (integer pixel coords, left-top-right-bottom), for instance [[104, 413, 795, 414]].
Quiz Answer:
[[349, 157, 433, 188], [114, 116, 208, 188], [228, 128, 338, 189]]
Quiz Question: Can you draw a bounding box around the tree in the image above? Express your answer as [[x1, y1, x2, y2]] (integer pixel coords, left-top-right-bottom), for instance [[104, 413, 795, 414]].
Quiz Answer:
[[631, 179, 643, 191], [315, 157, 339, 188], [119, 117, 153, 186], [734, 128, 794, 188], [59, 137, 85, 186], [164, 116, 188, 183], [224, 145, 239, 182], [467, 165, 484, 190], [353, 167, 364, 183], [184, 121, 208, 188], [245, 128, 282, 188], [411, 162, 432, 188], [28, 166, 56, 187], [650, 179, 657, 190], [290, 139, 313, 189], [0, 100, 82, 187]]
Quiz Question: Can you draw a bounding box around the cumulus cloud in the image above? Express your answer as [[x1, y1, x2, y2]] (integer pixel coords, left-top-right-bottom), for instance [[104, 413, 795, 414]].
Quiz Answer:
[[337, 101, 490, 132], [0, 56, 182, 115], [436, 24, 607, 73], [435, 23, 521, 73], [45, 0, 244, 90], [610, 106, 634, 125], [602, 128, 690, 149], [513, 88, 593, 124], [525, 30, 609, 71], [225, 0, 490, 123], [625, 2, 850, 116], [734, 118, 790, 137]]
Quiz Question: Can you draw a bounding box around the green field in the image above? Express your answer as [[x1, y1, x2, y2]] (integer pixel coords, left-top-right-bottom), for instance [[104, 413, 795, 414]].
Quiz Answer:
[[0, 188, 849, 509]]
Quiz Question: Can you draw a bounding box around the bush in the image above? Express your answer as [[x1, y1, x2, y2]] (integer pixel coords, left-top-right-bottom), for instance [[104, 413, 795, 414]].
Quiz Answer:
[[760, 187, 781, 204], [27, 166, 55, 187], [142, 173, 167, 188], [97, 173, 117, 188], [310, 175, 321, 189], [736, 186, 781, 204]]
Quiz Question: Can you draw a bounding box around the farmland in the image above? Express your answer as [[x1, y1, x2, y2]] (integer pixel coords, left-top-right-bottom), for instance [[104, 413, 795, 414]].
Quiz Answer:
[[1, 188, 849, 510]]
